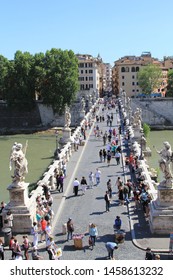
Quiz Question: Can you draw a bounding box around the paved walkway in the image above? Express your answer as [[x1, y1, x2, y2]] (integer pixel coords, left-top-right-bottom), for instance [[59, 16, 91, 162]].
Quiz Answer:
[[1, 103, 173, 260]]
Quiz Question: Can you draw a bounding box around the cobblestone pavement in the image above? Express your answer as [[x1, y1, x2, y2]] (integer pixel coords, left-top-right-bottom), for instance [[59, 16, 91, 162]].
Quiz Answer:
[[1, 103, 172, 260]]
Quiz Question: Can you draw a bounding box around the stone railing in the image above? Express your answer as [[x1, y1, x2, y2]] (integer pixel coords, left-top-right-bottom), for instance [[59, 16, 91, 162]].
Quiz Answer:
[[28, 102, 97, 207], [119, 98, 157, 200]]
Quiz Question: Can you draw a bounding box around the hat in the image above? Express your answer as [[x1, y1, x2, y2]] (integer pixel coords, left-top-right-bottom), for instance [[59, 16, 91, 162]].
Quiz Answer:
[[68, 217, 72, 221]]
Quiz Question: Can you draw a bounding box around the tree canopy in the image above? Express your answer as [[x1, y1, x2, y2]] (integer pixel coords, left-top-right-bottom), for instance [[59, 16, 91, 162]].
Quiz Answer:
[[39, 48, 79, 113], [137, 64, 162, 95], [0, 48, 79, 112], [166, 69, 173, 97]]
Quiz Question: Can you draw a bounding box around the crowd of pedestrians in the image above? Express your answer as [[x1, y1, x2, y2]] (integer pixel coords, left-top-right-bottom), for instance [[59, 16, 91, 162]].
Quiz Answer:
[[0, 97, 155, 260]]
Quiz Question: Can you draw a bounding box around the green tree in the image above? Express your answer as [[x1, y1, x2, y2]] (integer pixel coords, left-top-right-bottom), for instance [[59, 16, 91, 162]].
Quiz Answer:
[[166, 69, 173, 97], [4, 51, 36, 110], [137, 64, 162, 95], [40, 48, 79, 113], [0, 55, 10, 100], [143, 123, 150, 138]]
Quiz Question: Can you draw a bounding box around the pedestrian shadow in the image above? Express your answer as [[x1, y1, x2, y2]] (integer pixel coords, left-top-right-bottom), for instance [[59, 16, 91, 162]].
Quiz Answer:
[[95, 256, 107, 260], [90, 211, 105, 215], [65, 194, 83, 199]]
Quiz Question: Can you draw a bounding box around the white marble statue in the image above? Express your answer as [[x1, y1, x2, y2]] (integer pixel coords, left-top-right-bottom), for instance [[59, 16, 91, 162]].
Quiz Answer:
[[9, 141, 28, 183], [154, 141, 173, 187], [133, 108, 142, 130], [64, 106, 71, 128]]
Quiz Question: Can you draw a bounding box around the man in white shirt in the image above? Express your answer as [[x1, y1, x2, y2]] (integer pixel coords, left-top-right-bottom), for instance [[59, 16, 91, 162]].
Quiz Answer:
[[73, 178, 80, 196], [95, 168, 101, 186]]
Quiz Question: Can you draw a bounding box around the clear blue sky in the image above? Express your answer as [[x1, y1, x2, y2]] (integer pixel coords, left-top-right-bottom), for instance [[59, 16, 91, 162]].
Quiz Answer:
[[1, 0, 173, 65]]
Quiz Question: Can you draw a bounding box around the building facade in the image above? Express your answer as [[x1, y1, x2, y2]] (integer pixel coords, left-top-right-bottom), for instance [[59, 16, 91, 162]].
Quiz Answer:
[[112, 52, 173, 97], [76, 54, 103, 96]]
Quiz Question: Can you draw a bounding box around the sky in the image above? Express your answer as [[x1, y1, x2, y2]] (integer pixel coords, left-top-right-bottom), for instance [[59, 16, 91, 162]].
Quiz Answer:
[[1, 0, 173, 66]]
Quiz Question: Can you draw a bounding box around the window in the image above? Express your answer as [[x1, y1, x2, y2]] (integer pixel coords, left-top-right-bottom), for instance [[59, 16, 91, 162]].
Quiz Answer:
[[89, 77, 93, 81], [132, 82, 135, 85], [121, 67, 125, 72], [136, 67, 139, 72], [89, 69, 93, 73], [80, 84, 84, 90], [85, 70, 87, 74], [89, 84, 93, 89], [132, 75, 135, 79], [122, 76, 124, 79], [122, 82, 125, 86], [131, 67, 135, 72], [88, 63, 93, 67], [81, 70, 83, 74], [85, 63, 88, 67], [79, 63, 84, 67], [86, 77, 88, 81]]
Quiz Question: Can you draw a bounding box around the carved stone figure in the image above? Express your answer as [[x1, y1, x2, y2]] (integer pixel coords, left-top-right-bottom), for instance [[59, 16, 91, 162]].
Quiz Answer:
[[133, 108, 142, 130], [64, 106, 71, 128], [80, 97, 85, 111], [154, 141, 173, 187], [9, 141, 28, 184]]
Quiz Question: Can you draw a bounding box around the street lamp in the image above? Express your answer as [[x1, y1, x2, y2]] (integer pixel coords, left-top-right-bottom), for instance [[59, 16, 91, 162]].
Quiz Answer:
[[53, 128, 60, 160]]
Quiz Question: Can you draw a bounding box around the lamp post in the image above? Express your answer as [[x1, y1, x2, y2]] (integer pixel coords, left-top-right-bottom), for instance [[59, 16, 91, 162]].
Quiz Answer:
[[53, 128, 60, 160]]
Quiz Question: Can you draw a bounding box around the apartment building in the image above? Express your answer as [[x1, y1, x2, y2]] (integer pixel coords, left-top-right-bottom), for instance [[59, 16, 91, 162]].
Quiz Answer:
[[76, 54, 103, 96], [102, 63, 112, 92], [112, 52, 172, 97]]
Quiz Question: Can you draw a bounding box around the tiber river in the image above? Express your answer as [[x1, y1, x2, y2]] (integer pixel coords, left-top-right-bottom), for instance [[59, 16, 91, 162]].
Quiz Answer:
[[0, 130, 173, 203]]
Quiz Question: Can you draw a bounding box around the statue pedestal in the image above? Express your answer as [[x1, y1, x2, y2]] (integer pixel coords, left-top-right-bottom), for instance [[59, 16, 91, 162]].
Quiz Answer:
[[80, 110, 85, 119], [6, 182, 35, 233], [59, 127, 72, 147], [149, 185, 173, 234]]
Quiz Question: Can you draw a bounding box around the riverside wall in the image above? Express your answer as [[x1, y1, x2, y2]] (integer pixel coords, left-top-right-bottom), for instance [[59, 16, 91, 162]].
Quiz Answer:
[[131, 97, 173, 127]]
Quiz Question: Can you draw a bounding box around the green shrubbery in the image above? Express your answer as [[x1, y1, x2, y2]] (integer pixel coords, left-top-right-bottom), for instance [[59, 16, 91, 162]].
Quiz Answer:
[[143, 123, 150, 138]]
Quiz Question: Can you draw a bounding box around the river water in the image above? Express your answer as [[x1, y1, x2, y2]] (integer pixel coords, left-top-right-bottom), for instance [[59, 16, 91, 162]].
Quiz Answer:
[[147, 130, 173, 182]]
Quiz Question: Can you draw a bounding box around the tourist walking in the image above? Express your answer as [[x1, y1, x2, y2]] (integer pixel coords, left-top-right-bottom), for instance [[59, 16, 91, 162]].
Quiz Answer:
[[95, 168, 101, 186], [80, 176, 87, 195], [115, 150, 121, 165], [89, 223, 98, 250], [58, 171, 65, 193], [67, 218, 74, 241], [118, 185, 124, 206], [107, 151, 112, 166], [22, 235, 30, 260], [104, 191, 111, 212], [115, 177, 123, 191], [107, 179, 112, 199], [73, 178, 80, 196], [88, 171, 94, 188], [31, 222, 39, 248], [103, 148, 107, 162], [99, 149, 103, 162]]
